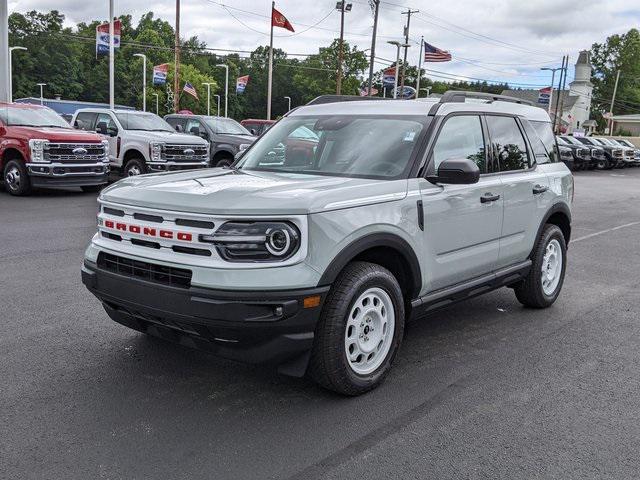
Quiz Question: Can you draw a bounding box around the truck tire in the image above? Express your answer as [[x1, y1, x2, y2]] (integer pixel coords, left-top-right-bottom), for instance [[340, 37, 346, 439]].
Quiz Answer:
[[213, 153, 233, 168], [595, 158, 608, 170], [3, 159, 31, 196], [514, 224, 567, 309], [123, 158, 147, 177], [308, 261, 405, 396]]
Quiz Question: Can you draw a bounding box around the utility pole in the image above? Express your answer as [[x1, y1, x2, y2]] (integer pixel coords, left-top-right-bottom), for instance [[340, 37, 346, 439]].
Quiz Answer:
[[552, 55, 567, 134], [557, 55, 569, 133], [174, 0, 180, 112], [109, 0, 115, 109], [415, 35, 423, 99], [608, 69, 621, 134], [367, 0, 380, 96], [400, 9, 418, 98], [335, 1, 352, 95], [0, 0, 9, 103]]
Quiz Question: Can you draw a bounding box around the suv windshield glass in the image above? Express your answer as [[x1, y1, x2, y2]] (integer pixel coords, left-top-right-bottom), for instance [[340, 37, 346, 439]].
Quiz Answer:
[[0, 106, 70, 129], [237, 115, 427, 179], [115, 112, 173, 132], [205, 117, 251, 135]]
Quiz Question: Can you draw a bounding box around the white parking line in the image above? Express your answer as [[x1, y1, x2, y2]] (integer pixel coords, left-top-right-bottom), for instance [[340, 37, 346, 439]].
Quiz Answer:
[[572, 222, 640, 243]]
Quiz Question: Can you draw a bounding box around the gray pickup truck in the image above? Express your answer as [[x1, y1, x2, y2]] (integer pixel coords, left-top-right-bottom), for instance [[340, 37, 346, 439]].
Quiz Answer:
[[82, 92, 573, 395]]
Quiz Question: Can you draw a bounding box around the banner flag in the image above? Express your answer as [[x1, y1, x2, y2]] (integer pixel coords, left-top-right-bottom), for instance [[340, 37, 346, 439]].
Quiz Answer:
[[96, 19, 121, 56], [236, 75, 250, 94], [382, 66, 396, 88], [153, 64, 169, 86]]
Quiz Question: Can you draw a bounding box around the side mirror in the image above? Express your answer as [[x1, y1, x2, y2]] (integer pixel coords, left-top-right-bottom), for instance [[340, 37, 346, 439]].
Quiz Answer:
[[174, 124, 183, 133], [96, 121, 108, 135], [250, 128, 257, 136], [189, 126, 200, 136], [107, 127, 118, 137], [427, 158, 480, 185]]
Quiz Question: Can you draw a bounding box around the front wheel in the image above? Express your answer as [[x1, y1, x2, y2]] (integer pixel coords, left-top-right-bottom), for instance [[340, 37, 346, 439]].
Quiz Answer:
[[308, 261, 405, 396], [213, 156, 233, 168], [3, 159, 31, 196], [123, 158, 147, 177], [514, 224, 567, 308]]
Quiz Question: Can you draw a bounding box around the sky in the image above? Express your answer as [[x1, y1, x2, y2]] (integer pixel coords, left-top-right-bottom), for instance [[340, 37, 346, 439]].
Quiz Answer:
[[7, 0, 640, 88]]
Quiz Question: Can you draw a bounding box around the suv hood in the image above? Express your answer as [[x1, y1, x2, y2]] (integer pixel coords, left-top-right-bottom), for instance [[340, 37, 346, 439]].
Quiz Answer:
[[100, 168, 408, 215], [9, 126, 103, 142], [125, 130, 208, 145]]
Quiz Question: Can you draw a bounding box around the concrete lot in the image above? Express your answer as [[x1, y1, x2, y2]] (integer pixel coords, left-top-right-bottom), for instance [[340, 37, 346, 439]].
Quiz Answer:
[[2, 169, 639, 479]]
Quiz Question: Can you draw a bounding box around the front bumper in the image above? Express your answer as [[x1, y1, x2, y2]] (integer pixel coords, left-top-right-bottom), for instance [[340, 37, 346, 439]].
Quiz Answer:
[[27, 162, 110, 187], [148, 161, 209, 172], [81, 261, 328, 375]]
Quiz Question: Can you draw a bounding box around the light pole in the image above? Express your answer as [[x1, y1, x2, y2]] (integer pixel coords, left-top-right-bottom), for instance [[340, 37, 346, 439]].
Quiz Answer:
[[202, 82, 214, 116], [36, 83, 46, 105], [152, 93, 159, 115], [133, 53, 147, 111], [9, 46, 27, 102], [284, 96, 291, 112], [213, 94, 221, 116], [540, 66, 563, 115], [0, 0, 9, 102], [335, 1, 352, 95], [216, 64, 228, 117], [387, 41, 409, 99]]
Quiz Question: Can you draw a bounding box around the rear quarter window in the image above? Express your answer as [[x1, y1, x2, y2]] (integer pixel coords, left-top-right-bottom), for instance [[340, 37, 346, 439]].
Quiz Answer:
[[527, 120, 559, 164]]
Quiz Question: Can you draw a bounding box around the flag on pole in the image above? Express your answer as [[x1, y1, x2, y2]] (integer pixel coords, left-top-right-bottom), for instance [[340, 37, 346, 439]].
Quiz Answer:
[[272, 7, 295, 32], [382, 66, 396, 88], [538, 86, 552, 105], [183, 82, 198, 100], [96, 19, 121, 56], [423, 41, 451, 62], [153, 64, 169, 86], [236, 75, 250, 94]]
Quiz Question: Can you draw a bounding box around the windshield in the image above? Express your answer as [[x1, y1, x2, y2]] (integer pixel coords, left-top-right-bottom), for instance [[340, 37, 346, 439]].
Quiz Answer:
[[205, 117, 251, 135], [0, 105, 70, 129], [115, 112, 173, 132], [595, 138, 613, 146], [615, 139, 632, 147], [576, 137, 596, 146], [560, 136, 581, 146], [237, 115, 427, 179], [556, 136, 568, 145]]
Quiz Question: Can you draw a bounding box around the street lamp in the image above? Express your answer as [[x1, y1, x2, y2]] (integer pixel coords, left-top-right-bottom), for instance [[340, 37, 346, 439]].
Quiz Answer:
[[215, 64, 228, 117], [36, 83, 46, 105], [213, 94, 221, 116], [202, 82, 214, 116], [540, 66, 564, 115], [284, 96, 291, 111], [9, 46, 27, 102], [133, 53, 147, 111], [152, 93, 159, 115], [387, 41, 410, 99]]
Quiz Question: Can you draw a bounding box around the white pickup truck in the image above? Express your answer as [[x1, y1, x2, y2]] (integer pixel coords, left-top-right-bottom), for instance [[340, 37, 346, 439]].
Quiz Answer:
[[71, 109, 209, 177]]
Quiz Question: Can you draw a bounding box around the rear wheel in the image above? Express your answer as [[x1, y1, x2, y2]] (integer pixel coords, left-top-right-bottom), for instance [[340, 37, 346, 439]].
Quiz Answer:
[[3, 159, 31, 196], [308, 261, 405, 396], [123, 158, 147, 177]]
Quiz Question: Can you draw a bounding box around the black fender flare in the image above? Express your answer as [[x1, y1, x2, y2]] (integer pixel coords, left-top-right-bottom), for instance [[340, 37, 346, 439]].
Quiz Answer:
[[317, 232, 422, 299], [533, 202, 572, 252]]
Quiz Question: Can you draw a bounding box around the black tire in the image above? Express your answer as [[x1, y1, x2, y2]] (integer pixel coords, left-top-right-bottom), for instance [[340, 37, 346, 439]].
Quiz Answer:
[[514, 224, 567, 309], [308, 261, 405, 396], [595, 159, 609, 170], [80, 185, 104, 193], [3, 159, 31, 196], [123, 158, 147, 177], [213, 156, 233, 168]]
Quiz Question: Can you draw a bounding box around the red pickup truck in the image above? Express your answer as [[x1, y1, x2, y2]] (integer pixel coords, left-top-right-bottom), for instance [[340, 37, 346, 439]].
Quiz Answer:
[[1, 103, 110, 196]]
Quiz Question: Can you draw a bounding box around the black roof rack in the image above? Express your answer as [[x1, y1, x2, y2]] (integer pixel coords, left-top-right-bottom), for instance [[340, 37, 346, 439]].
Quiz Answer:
[[439, 91, 534, 106], [306, 95, 390, 106]]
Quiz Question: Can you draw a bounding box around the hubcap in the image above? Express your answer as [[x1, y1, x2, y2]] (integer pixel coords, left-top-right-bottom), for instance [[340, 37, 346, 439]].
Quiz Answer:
[[5, 166, 20, 191], [127, 165, 142, 176], [541, 239, 562, 296], [344, 287, 395, 375]]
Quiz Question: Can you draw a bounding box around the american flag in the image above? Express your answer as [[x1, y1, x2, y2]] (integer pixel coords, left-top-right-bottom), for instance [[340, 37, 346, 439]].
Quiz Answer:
[[423, 41, 452, 62], [183, 82, 199, 100]]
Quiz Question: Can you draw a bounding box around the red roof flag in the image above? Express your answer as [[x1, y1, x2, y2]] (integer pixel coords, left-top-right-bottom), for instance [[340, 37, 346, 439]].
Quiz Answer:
[[272, 7, 294, 32]]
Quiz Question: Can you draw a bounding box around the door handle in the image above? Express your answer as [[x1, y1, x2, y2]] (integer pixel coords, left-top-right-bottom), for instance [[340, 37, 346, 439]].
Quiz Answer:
[[533, 184, 549, 195], [480, 193, 501, 203]]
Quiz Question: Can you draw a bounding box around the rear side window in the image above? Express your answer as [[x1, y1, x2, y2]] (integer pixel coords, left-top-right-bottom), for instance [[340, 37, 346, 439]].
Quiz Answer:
[[486, 116, 530, 172], [75, 112, 96, 131], [432, 115, 487, 173], [524, 120, 558, 164]]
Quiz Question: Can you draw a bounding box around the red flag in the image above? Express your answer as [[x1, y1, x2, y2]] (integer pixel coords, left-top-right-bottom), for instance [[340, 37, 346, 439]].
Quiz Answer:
[[272, 7, 294, 32]]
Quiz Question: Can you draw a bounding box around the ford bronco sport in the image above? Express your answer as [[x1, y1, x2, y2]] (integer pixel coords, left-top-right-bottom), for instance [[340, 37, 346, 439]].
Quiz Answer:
[[82, 92, 573, 395]]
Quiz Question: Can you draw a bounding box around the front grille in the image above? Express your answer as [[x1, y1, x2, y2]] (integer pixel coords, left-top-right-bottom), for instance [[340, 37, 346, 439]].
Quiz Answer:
[[45, 143, 106, 163], [97, 252, 192, 289], [162, 144, 209, 162], [577, 148, 590, 158]]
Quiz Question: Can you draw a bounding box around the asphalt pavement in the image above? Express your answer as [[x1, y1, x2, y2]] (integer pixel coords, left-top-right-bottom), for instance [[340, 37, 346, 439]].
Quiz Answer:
[[2, 168, 640, 480]]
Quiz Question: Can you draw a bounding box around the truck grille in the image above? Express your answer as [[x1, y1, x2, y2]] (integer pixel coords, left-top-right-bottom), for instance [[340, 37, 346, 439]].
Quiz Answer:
[[45, 143, 107, 163], [162, 144, 209, 162], [577, 148, 590, 159], [97, 252, 192, 288]]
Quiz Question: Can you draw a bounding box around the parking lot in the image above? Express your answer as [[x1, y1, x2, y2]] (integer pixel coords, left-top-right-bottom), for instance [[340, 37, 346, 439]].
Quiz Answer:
[[2, 168, 640, 479]]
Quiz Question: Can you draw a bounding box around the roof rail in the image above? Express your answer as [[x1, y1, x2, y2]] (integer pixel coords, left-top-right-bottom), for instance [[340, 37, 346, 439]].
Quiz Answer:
[[439, 90, 534, 106], [306, 95, 390, 106]]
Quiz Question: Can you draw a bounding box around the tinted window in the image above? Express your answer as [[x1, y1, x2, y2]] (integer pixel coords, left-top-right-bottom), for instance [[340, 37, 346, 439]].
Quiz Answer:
[[75, 112, 97, 131], [165, 117, 185, 131], [486, 116, 530, 171], [432, 115, 487, 172], [96, 113, 117, 132], [527, 120, 558, 164], [184, 119, 204, 136], [115, 112, 173, 132]]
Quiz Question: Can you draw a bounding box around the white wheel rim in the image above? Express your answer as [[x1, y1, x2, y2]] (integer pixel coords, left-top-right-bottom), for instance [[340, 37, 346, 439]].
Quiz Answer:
[[344, 287, 395, 375], [541, 239, 562, 296], [5, 165, 20, 190], [127, 165, 142, 176]]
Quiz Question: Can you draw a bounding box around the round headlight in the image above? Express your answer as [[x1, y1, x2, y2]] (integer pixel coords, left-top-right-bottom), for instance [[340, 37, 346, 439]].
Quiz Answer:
[[266, 228, 291, 256]]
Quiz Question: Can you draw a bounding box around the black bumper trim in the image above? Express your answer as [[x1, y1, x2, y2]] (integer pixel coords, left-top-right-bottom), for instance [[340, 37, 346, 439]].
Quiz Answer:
[[30, 173, 109, 188]]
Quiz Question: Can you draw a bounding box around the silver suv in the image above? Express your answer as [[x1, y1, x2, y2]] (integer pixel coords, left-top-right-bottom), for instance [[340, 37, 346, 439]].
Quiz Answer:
[[81, 92, 573, 395]]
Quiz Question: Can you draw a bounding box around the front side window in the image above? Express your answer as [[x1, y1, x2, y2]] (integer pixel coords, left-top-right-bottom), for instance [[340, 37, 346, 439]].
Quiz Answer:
[[486, 115, 530, 172], [115, 112, 173, 132], [431, 115, 487, 172], [237, 115, 427, 179], [75, 112, 97, 131], [0, 106, 70, 129], [527, 120, 558, 164], [184, 119, 204, 135]]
